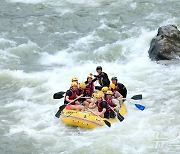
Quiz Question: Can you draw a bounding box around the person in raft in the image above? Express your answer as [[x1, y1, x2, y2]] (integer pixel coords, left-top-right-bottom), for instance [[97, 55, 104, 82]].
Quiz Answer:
[[104, 90, 116, 118], [111, 77, 127, 98], [101, 86, 109, 95], [89, 93, 114, 119], [104, 90, 117, 108], [90, 66, 110, 89], [76, 82, 89, 109], [84, 75, 95, 97], [109, 83, 123, 106], [64, 82, 85, 111], [83, 75, 96, 105], [71, 76, 79, 84], [109, 83, 123, 100]]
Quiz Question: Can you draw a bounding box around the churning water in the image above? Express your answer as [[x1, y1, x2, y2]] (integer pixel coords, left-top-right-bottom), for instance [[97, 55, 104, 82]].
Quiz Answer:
[[0, 0, 180, 153]]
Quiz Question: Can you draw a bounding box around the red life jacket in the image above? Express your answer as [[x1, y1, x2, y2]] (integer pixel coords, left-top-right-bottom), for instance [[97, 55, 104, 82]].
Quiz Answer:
[[96, 100, 113, 119], [85, 82, 94, 96], [96, 100, 103, 112], [96, 100, 111, 112], [64, 89, 77, 105], [106, 99, 116, 107], [104, 95, 117, 108], [76, 88, 84, 96], [69, 89, 77, 100]]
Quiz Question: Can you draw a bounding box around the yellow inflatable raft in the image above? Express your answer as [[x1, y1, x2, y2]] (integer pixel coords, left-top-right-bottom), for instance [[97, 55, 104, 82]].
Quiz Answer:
[[60, 103, 127, 129]]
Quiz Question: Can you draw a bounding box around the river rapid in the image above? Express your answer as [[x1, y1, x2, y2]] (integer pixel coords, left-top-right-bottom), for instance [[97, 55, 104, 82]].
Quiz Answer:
[[0, 0, 180, 153]]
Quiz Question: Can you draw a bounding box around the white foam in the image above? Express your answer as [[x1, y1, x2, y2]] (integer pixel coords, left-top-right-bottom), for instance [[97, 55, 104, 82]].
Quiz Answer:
[[69, 32, 101, 50], [0, 38, 16, 48], [1, 1, 180, 153], [39, 49, 78, 66], [7, 0, 47, 4], [66, 0, 101, 6], [8, 0, 101, 6]]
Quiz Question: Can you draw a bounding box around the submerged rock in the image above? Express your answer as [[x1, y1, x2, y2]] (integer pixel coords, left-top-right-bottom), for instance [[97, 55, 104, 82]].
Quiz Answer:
[[148, 25, 180, 61]]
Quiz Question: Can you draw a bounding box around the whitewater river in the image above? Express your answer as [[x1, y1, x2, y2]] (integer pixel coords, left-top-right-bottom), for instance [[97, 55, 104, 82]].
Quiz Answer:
[[0, 0, 180, 153]]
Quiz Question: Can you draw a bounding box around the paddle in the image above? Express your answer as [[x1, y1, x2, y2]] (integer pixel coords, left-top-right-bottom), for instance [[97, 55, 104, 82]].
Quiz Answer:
[[53, 91, 66, 99], [131, 94, 142, 100], [55, 105, 66, 118], [55, 98, 79, 118], [121, 94, 145, 111], [95, 86, 102, 91], [130, 94, 145, 110], [55, 97, 90, 118], [87, 108, 111, 127], [109, 106, 124, 122], [55, 100, 76, 118], [129, 102, 145, 111]]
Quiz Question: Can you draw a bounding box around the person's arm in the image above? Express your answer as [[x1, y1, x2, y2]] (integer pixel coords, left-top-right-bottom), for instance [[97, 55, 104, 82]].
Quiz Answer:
[[76, 94, 83, 98], [92, 78, 97, 82], [123, 86, 127, 98], [65, 91, 74, 103], [65, 96, 74, 103], [97, 108, 106, 117], [89, 102, 97, 109], [118, 83, 127, 98], [103, 72, 109, 79], [120, 83, 127, 91], [96, 101, 108, 117], [114, 91, 123, 100], [94, 73, 104, 78], [92, 72, 104, 79], [96, 72, 109, 80], [89, 73, 97, 82], [92, 83, 95, 93]]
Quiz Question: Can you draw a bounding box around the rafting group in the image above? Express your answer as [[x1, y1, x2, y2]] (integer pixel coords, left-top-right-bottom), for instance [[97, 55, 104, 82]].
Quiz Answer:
[[62, 66, 127, 119]]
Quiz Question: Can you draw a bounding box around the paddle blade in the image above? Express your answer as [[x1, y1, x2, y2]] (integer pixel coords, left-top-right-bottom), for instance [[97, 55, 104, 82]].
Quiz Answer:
[[131, 94, 142, 100], [103, 120, 111, 127], [53, 91, 65, 99], [55, 110, 61, 118], [117, 112, 124, 122], [114, 109, 124, 122], [135, 104, 145, 111], [59, 105, 66, 112], [95, 86, 102, 90], [55, 105, 66, 118]]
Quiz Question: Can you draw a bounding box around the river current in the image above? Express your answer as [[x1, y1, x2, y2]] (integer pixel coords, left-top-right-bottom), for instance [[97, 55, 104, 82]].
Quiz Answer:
[[0, 0, 180, 153]]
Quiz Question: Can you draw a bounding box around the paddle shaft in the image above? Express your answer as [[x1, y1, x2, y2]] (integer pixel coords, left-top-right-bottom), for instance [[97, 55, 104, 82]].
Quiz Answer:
[[87, 108, 111, 127], [63, 96, 84, 108], [55, 96, 83, 118], [109, 106, 124, 122], [118, 94, 145, 111], [118, 94, 142, 101]]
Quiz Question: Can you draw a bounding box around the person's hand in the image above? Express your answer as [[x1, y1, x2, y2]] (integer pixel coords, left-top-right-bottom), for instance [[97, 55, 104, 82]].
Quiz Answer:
[[114, 106, 119, 111], [70, 100, 74, 103], [75, 101, 80, 105], [94, 111, 100, 116], [76, 95, 82, 99], [89, 102, 95, 106]]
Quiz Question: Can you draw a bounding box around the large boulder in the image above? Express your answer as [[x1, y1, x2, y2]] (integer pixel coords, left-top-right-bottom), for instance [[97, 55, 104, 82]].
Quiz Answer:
[[148, 25, 180, 61]]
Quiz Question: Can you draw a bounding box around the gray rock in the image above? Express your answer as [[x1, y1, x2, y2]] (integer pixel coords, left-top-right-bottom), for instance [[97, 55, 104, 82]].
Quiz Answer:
[[148, 25, 180, 61]]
